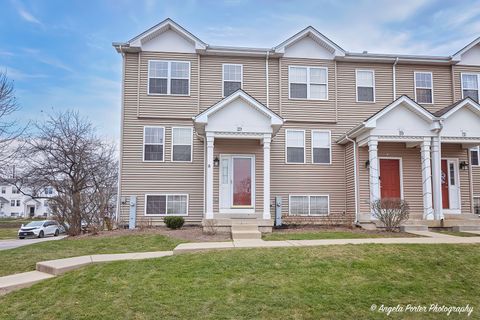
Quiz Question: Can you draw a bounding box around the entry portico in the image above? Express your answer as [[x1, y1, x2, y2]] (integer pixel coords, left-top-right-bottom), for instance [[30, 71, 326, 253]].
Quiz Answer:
[[194, 90, 284, 224], [339, 96, 480, 226]]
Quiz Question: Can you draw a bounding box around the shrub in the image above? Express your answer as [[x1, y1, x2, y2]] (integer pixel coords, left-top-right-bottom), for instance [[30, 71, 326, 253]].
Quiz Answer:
[[371, 198, 410, 232], [164, 216, 185, 229]]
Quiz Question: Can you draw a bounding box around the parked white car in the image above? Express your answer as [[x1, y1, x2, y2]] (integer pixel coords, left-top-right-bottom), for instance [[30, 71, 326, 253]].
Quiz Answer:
[[18, 220, 61, 239]]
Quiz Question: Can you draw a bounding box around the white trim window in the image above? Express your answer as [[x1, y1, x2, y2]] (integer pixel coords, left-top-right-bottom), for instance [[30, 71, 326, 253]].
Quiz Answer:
[[461, 73, 479, 102], [356, 70, 375, 102], [1, 187, 5, 194], [312, 130, 331, 164], [471, 147, 479, 166], [10, 200, 15, 207], [289, 66, 328, 100], [474, 197, 480, 215], [143, 126, 165, 162], [148, 60, 190, 95], [223, 64, 242, 97], [172, 127, 193, 162], [16, 200, 20, 206], [289, 195, 329, 216], [145, 194, 188, 216], [285, 129, 305, 164], [414, 72, 433, 104], [12, 187, 19, 194]]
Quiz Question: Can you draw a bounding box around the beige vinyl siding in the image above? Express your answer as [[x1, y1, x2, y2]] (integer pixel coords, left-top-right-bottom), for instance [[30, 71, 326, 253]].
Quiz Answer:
[[271, 123, 353, 224], [280, 58, 336, 122], [118, 117, 204, 224], [358, 143, 424, 214], [336, 61, 393, 130], [395, 64, 453, 113], [213, 139, 264, 214], [199, 56, 271, 112], [137, 52, 199, 118], [442, 144, 472, 213], [344, 142, 356, 216], [473, 167, 480, 199]]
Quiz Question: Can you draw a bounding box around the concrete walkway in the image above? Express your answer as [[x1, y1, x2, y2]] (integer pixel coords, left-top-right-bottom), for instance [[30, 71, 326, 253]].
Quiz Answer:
[[0, 235, 67, 251], [1, 231, 480, 296]]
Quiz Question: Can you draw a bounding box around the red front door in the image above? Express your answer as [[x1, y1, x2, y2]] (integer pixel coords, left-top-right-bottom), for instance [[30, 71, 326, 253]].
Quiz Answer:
[[379, 159, 401, 199], [441, 159, 450, 209]]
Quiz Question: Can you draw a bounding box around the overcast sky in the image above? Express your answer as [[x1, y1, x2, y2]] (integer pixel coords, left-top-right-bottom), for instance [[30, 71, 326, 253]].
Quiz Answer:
[[1, 0, 480, 143]]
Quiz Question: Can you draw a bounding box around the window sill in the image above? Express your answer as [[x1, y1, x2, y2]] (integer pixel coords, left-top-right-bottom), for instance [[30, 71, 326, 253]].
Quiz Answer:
[[147, 93, 191, 97], [288, 98, 329, 101]]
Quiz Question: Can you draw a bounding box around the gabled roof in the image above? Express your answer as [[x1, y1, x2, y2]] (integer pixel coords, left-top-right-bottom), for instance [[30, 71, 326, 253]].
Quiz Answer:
[[434, 97, 480, 118], [274, 26, 346, 56], [113, 18, 207, 52], [195, 89, 283, 124], [364, 95, 436, 125], [452, 36, 480, 61], [0, 197, 8, 204]]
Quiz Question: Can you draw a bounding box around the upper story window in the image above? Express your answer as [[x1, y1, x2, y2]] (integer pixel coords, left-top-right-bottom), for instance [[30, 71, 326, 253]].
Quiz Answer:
[[143, 126, 165, 162], [44, 187, 53, 195], [356, 70, 375, 102], [471, 147, 479, 166], [461, 73, 479, 102], [10, 200, 15, 207], [289, 66, 328, 100], [172, 127, 193, 162], [285, 129, 305, 164], [414, 72, 433, 104], [12, 187, 19, 194], [312, 130, 331, 164], [223, 64, 242, 97], [148, 60, 190, 96], [1, 187, 5, 194]]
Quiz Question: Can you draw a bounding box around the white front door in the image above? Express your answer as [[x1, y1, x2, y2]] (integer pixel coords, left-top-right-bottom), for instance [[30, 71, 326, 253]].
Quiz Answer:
[[219, 155, 255, 213], [442, 158, 461, 213]]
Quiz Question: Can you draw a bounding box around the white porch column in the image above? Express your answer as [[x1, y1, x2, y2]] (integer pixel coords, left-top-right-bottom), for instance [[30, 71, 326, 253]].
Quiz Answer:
[[205, 132, 214, 219], [420, 138, 434, 220], [368, 137, 380, 213], [263, 134, 271, 220], [431, 136, 443, 220]]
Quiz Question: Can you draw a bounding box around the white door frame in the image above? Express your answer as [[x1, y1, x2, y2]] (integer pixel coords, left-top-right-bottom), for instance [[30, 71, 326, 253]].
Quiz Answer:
[[219, 154, 255, 214], [442, 157, 461, 214]]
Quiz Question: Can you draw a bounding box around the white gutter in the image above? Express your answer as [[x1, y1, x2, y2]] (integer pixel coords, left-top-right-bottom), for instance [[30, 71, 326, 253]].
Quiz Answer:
[[266, 51, 269, 108], [393, 57, 399, 100], [344, 135, 359, 224]]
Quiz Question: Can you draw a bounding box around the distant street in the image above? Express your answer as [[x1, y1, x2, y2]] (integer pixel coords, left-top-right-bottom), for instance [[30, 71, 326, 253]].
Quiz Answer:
[[0, 236, 67, 251]]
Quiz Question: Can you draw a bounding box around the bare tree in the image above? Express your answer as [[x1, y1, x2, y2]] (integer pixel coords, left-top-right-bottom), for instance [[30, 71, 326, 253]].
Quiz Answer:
[[0, 71, 25, 179], [371, 198, 410, 231], [18, 111, 118, 235]]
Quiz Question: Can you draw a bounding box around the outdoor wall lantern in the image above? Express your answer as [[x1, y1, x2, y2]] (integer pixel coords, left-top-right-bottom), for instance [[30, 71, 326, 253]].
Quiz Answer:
[[213, 157, 220, 167], [459, 161, 469, 170], [365, 160, 370, 169]]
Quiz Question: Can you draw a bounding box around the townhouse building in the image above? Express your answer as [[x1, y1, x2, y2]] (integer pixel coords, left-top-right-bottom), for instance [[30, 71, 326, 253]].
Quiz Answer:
[[114, 19, 480, 232]]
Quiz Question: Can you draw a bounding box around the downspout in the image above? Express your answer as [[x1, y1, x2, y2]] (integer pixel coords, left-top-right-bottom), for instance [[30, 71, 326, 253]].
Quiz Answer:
[[265, 51, 269, 108], [392, 57, 399, 100], [345, 135, 359, 224], [116, 45, 126, 224], [194, 130, 206, 220]]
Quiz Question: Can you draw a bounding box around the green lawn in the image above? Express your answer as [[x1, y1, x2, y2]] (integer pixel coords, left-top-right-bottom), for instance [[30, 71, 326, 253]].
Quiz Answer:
[[0, 234, 184, 277], [263, 230, 417, 241], [434, 230, 479, 237], [0, 228, 18, 239], [0, 244, 478, 319]]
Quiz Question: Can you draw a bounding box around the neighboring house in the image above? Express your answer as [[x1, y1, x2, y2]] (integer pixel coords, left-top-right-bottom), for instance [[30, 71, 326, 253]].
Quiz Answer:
[[113, 18, 480, 231], [0, 184, 56, 218]]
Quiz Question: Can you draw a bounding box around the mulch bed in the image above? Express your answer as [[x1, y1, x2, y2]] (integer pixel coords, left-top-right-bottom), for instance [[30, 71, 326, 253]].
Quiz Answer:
[[272, 224, 416, 237], [70, 225, 232, 242]]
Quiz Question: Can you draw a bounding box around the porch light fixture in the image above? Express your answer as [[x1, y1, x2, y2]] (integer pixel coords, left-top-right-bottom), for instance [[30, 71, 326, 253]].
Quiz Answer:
[[365, 160, 370, 169], [459, 161, 469, 170], [213, 157, 220, 167]]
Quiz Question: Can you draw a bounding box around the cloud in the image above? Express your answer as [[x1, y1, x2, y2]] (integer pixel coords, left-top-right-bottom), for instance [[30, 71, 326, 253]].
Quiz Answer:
[[0, 66, 48, 81], [11, 0, 43, 26], [22, 48, 73, 72]]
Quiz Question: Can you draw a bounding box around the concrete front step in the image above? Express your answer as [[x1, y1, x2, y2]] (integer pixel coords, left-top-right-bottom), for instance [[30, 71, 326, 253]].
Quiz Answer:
[[452, 225, 480, 232], [400, 225, 429, 232], [231, 230, 262, 240]]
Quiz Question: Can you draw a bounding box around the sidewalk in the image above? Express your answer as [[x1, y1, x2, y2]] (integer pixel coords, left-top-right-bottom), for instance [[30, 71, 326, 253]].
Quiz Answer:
[[1, 230, 480, 295]]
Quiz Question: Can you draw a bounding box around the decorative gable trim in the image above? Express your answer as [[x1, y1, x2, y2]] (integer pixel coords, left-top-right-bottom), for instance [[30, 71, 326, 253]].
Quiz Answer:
[[437, 97, 480, 119], [274, 26, 345, 57], [128, 18, 207, 51], [452, 36, 480, 61]]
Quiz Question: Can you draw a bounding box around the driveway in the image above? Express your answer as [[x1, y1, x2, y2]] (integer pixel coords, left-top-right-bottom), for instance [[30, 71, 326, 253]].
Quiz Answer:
[[0, 236, 67, 251]]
